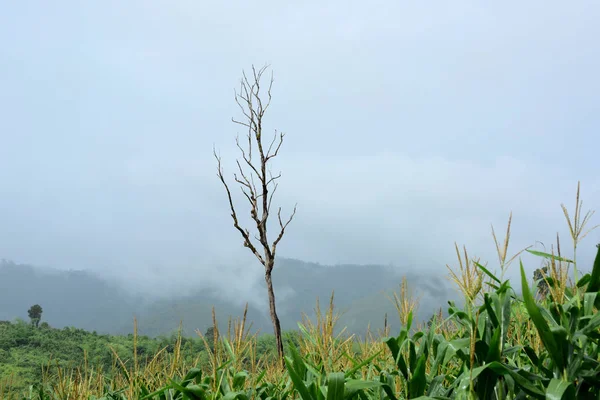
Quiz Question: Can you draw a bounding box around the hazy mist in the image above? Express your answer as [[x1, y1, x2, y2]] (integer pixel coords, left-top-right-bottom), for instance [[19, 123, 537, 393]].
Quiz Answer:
[[1, 1, 599, 302]]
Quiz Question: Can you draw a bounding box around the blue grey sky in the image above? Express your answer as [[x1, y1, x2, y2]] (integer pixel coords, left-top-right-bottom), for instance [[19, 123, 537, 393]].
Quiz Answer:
[[1, 1, 599, 297]]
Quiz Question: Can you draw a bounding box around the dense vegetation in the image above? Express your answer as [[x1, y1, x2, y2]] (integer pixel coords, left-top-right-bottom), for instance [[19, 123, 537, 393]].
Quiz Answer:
[[0, 318, 297, 395], [1, 187, 599, 399], [1, 242, 598, 399]]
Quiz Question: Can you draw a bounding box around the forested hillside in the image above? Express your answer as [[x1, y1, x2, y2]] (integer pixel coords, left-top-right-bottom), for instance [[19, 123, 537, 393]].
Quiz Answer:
[[0, 258, 452, 337]]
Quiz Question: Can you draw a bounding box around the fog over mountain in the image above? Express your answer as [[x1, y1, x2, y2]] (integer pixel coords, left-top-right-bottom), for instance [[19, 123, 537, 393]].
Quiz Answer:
[[0, 258, 458, 337], [1, 1, 600, 326]]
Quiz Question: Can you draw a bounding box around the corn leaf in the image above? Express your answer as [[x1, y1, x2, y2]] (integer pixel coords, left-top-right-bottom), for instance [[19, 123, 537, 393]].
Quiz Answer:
[[526, 250, 574, 263], [520, 261, 564, 371], [545, 378, 574, 400], [587, 244, 600, 292], [326, 373, 344, 400]]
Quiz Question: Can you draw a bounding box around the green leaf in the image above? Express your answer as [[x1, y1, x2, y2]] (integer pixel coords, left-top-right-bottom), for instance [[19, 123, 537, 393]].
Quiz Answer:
[[425, 375, 447, 397], [466, 362, 546, 398], [583, 292, 598, 316], [500, 288, 512, 349], [222, 338, 236, 362], [577, 273, 591, 288], [298, 323, 317, 346], [284, 343, 314, 400], [232, 371, 248, 391], [344, 380, 383, 400], [409, 341, 417, 372], [523, 345, 539, 366], [442, 338, 469, 367], [502, 345, 520, 357], [285, 355, 314, 400], [384, 336, 409, 379], [483, 294, 500, 328], [416, 321, 434, 363], [169, 380, 206, 400], [545, 379, 574, 400], [526, 249, 574, 263], [344, 350, 383, 378], [578, 311, 600, 336], [486, 325, 502, 363], [412, 331, 425, 342], [379, 374, 398, 400], [254, 369, 267, 385], [587, 244, 600, 292], [409, 354, 427, 398], [139, 387, 170, 400], [475, 262, 501, 284], [222, 391, 249, 400], [550, 326, 569, 371], [565, 337, 586, 381], [288, 342, 307, 379], [520, 261, 564, 371], [344, 380, 383, 392], [182, 368, 202, 385], [430, 340, 448, 375], [326, 373, 345, 400]]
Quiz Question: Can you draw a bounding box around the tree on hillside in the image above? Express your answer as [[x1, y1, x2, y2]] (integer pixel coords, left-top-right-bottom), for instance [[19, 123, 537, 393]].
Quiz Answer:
[[214, 65, 296, 366], [27, 304, 43, 328], [203, 326, 217, 350], [533, 267, 549, 299]]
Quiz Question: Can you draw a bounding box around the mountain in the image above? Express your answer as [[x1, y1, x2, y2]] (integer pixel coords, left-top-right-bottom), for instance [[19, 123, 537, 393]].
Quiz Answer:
[[0, 260, 140, 333], [0, 258, 456, 337]]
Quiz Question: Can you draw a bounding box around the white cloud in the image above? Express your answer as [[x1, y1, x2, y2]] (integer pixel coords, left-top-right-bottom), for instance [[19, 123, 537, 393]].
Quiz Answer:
[[0, 0, 599, 298]]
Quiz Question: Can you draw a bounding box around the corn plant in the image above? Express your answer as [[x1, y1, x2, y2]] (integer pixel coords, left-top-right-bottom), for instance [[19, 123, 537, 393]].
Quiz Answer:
[[518, 245, 600, 398]]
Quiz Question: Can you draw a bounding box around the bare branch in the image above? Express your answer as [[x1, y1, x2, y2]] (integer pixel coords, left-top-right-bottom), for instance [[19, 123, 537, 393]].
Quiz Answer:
[[233, 90, 254, 129], [250, 174, 259, 201], [241, 71, 261, 124], [264, 69, 274, 113], [272, 204, 297, 254], [253, 65, 273, 119], [232, 118, 251, 129], [235, 136, 262, 182], [234, 180, 255, 210], [265, 131, 278, 158], [266, 171, 282, 187], [213, 146, 265, 266], [267, 182, 278, 215], [266, 132, 285, 162], [234, 159, 254, 189]]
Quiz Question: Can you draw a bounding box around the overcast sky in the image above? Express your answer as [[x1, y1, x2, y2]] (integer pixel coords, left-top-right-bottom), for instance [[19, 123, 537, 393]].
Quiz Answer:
[[1, 1, 599, 296]]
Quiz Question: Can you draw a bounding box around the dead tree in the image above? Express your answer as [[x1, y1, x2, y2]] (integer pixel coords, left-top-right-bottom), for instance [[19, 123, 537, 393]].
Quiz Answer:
[[214, 65, 296, 366]]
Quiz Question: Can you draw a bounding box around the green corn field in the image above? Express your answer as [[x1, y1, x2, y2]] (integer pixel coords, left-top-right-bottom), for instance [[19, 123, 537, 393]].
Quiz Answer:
[[1, 186, 599, 400]]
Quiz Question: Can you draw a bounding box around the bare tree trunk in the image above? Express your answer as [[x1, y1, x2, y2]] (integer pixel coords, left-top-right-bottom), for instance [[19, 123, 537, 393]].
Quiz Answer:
[[265, 259, 284, 366]]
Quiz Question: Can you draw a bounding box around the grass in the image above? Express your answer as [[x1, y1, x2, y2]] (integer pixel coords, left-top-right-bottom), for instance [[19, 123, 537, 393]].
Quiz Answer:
[[1, 183, 599, 399]]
